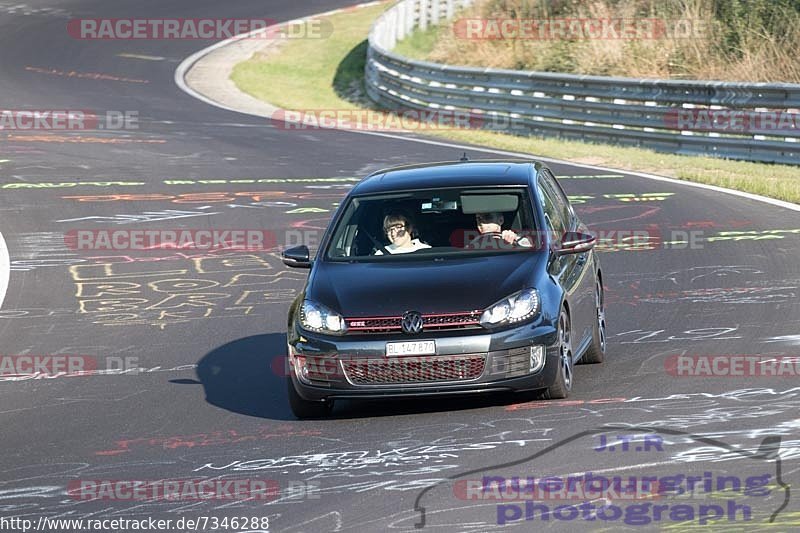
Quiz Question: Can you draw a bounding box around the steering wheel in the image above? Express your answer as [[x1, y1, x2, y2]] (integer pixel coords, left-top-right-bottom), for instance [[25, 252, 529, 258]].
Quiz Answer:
[[466, 231, 504, 248]]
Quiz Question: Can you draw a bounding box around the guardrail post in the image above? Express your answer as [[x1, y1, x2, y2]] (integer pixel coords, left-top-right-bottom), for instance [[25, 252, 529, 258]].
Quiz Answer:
[[395, 1, 406, 41], [386, 11, 397, 49], [419, 0, 428, 30], [406, 0, 417, 38]]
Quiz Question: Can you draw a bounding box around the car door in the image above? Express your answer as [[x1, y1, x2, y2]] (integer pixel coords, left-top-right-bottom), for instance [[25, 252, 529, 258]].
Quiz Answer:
[[538, 170, 595, 350]]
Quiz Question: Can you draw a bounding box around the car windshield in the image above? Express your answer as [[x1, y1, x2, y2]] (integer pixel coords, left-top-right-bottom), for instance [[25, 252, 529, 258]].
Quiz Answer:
[[324, 186, 540, 260]]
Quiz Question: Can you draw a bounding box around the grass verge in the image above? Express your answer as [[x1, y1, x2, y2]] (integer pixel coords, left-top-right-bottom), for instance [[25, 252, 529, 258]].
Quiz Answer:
[[231, 3, 800, 204]]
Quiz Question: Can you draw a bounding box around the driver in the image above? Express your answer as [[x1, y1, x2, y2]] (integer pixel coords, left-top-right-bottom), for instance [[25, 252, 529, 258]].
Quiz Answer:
[[468, 212, 532, 248], [374, 212, 432, 255]]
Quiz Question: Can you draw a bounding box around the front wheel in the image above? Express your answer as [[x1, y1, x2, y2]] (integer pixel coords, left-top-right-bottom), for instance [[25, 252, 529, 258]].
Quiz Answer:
[[287, 377, 334, 419], [543, 309, 573, 400], [581, 280, 606, 364]]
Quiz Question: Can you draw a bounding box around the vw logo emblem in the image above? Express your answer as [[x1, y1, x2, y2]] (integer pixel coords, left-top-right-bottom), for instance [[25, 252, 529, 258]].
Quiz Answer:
[[401, 311, 423, 335]]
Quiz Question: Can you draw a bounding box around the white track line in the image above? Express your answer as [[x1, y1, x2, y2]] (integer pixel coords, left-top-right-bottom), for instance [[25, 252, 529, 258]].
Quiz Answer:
[[0, 231, 9, 310], [174, 4, 800, 214]]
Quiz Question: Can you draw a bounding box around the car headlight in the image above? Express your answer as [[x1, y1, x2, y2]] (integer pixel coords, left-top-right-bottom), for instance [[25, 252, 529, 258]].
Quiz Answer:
[[299, 300, 347, 335], [480, 289, 540, 327]]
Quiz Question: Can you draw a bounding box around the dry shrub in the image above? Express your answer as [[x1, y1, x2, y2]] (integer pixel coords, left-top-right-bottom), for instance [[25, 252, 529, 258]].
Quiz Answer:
[[421, 0, 800, 82]]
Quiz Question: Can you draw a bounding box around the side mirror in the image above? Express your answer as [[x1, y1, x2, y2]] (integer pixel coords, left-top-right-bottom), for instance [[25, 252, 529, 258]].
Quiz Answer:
[[282, 245, 312, 268], [556, 231, 596, 255]]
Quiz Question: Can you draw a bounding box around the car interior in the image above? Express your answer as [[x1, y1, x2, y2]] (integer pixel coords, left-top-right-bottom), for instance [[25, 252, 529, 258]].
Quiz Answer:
[[327, 189, 538, 258]]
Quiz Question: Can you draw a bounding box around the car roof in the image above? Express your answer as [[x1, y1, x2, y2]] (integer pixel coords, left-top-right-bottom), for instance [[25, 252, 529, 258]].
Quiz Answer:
[[351, 159, 545, 195]]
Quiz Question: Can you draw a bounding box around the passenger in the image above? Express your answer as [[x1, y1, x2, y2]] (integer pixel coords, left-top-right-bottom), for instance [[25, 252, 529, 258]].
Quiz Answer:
[[468, 212, 532, 248], [374, 212, 431, 254]]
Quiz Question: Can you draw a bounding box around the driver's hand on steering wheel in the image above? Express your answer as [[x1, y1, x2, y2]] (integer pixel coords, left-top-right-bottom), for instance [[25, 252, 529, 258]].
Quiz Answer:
[[501, 230, 519, 244]]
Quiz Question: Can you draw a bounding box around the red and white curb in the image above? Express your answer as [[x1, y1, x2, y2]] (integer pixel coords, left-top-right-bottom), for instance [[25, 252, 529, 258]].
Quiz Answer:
[[175, 1, 800, 213]]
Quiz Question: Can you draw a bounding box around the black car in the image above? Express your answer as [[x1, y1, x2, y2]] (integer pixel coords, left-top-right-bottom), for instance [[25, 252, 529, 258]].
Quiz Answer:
[[281, 159, 606, 418]]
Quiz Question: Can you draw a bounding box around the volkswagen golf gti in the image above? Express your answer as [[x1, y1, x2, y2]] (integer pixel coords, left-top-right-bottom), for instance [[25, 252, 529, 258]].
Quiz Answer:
[[281, 159, 606, 418]]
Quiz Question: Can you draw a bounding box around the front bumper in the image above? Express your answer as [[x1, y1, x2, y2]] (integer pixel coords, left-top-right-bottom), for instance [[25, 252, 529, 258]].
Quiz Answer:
[[288, 320, 559, 401]]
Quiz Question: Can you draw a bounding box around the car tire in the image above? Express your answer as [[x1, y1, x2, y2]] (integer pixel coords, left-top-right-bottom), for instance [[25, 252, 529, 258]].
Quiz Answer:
[[287, 377, 334, 419], [543, 308, 573, 400], [581, 280, 606, 364]]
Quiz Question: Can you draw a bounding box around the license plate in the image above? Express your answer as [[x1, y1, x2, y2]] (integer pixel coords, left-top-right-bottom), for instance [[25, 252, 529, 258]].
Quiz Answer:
[[386, 340, 436, 357]]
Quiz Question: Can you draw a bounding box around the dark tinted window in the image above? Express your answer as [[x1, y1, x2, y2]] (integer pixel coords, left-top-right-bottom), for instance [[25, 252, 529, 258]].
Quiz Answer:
[[539, 169, 573, 231], [537, 179, 566, 236], [324, 187, 538, 260]]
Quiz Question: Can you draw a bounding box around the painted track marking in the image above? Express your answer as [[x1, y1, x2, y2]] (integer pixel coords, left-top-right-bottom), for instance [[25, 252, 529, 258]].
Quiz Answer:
[[0, 231, 9, 309]]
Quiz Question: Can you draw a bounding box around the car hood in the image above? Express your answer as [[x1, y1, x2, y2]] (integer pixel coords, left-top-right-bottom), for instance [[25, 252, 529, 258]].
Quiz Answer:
[[308, 252, 548, 317]]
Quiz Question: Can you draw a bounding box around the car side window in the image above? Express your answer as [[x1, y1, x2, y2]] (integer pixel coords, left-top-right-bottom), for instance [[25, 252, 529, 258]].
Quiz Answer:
[[540, 170, 573, 231], [537, 179, 566, 237]]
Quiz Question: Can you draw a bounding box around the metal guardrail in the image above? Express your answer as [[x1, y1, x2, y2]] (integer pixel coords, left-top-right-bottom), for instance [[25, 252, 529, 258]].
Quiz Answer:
[[366, 0, 800, 164]]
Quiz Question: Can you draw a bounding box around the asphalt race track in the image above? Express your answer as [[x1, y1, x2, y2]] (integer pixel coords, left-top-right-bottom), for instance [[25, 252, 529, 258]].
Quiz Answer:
[[1, 1, 799, 531]]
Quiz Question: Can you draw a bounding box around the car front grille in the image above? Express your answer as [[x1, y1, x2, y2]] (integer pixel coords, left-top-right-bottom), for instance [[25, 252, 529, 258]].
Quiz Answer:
[[345, 311, 482, 334], [341, 354, 486, 385]]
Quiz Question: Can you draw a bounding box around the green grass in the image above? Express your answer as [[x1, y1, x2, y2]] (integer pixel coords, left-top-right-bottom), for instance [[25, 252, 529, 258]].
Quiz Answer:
[[231, 6, 384, 110], [231, 3, 800, 204], [393, 24, 440, 58]]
